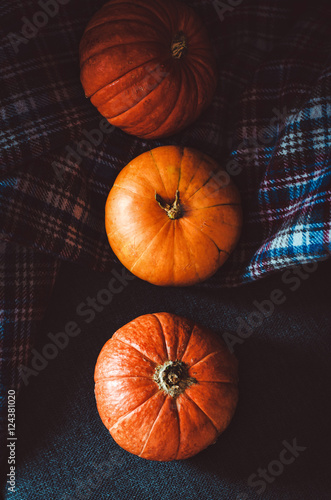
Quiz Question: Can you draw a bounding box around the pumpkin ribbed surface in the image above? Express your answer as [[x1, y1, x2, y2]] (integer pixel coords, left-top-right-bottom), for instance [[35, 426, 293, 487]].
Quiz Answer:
[[79, 0, 217, 139], [105, 145, 242, 286], [94, 313, 239, 461]]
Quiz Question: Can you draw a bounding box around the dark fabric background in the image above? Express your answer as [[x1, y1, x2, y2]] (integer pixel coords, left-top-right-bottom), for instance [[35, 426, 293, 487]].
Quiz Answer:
[[1, 0, 331, 497], [2, 258, 330, 499], [1, 0, 331, 447]]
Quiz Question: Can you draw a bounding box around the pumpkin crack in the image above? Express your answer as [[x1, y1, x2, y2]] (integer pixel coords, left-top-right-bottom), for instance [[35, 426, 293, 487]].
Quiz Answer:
[[185, 176, 234, 203], [188, 350, 227, 370], [189, 203, 241, 211], [172, 220, 178, 286], [176, 146, 185, 191], [183, 172, 220, 203], [113, 184, 151, 200], [179, 225, 202, 283], [182, 152, 205, 199], [149, 150, 170, 199], [130, 219, 170, 272], [179, 324, 197, 363], [114, 338, 158, 366], [174, 399, 181, 460], [151, 314, 170, 361], [181, 218, 230, 257], [171, 222, 176, 285], [190, 351, 222, 369], [95, 376, 154, 382], [183, 208, 240, 228], [139, 395, 167, 457], [108, 389, 160, 433], [183, 392, 220, 434]]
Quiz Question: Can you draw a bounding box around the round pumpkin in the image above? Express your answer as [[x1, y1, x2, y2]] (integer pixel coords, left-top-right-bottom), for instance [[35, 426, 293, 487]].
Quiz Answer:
[[79, 0, 217, 139], [105, 145, 242, 286], [94, 312, 238, 461]]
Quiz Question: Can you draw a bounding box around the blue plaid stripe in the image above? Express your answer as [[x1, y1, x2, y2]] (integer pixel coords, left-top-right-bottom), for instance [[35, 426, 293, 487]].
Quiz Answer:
[[0, 0, 331, 452]]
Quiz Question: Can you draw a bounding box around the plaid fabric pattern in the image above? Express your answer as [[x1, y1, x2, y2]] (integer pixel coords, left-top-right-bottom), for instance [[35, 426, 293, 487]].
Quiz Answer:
[[0, 241, 60, 465], [0, 0, 330, 455]]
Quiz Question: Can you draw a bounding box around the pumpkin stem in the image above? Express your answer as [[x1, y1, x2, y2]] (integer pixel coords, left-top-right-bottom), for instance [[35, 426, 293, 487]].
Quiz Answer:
[[155, 190, 182, 220], [154, 360, 197, 398], [171, 31, 187, 59]]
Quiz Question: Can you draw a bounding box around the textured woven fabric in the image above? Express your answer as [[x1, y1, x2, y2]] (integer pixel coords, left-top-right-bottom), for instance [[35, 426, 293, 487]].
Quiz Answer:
[[1, 0, 330, 282], [0, 0, 331, 467], [0, 241, 60, 465], [3, 259, 331, 499]]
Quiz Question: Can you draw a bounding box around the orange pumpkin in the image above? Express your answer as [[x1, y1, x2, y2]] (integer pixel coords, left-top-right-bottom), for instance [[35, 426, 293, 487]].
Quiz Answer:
[[94, 313, 239, 461], [79, 0, 217, 139], [105, 146, 242, 286]]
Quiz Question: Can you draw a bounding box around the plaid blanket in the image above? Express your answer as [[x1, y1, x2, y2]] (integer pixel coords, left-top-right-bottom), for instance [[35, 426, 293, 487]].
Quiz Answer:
[[0, 0, 330, 462]]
